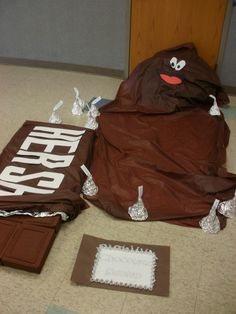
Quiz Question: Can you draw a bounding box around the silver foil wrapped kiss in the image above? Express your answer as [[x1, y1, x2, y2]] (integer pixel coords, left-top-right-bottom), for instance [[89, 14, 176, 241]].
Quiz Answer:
[[128, 186, 148, 221], [199, 199, 220, 234], [49, 100, 64, 124], [218, 190, 236, 218], [71, 87, 87, 116], [81, 164, 98, 196]]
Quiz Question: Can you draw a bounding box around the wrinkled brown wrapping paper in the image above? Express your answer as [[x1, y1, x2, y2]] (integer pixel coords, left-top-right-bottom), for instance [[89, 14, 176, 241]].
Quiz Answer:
[[71, 234, 170, 296]]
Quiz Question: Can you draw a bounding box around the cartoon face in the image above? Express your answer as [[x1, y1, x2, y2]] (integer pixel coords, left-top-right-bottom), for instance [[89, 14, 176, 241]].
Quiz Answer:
[[159, 57, 186, 85], [106, 44, 229, 114]]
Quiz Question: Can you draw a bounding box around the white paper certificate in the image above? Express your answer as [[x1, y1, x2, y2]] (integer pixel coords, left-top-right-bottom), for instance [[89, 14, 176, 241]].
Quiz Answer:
[[90, 244, 157, 290]]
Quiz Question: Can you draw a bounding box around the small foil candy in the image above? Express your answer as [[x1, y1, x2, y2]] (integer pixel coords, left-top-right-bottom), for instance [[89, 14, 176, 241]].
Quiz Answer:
[[88, 98, 101, 115], [89, 98, 101, 118], [218, 190, 236, 218], [85, 102, 100, 130], [85, 117, 98, 130], [209, 94, 221, 116], [81, 164, 98, 196], [199, 199, 221, 233], [72, 87, 87, 116], [128, 186, 148, 221], [49, 100, 63, 124]]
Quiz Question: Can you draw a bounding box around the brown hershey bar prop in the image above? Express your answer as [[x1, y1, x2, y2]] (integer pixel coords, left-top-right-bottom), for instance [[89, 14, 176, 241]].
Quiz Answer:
[[0, 120, 95, 272], [71, 234, 170, 297], [0, 120, 95, 220]]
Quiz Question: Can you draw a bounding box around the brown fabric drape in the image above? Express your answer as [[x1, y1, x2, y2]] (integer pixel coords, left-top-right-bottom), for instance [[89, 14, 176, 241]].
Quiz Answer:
[[85, 44, 236, 228]]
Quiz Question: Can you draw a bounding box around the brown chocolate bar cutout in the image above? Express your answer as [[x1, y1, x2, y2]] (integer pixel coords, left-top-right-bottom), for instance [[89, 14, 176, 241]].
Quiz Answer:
[[2, 224, 56, 273]]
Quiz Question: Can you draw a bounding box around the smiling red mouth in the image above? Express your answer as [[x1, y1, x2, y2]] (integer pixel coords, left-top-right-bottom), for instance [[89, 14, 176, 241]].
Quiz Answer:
[[160, 73, 182, 85]]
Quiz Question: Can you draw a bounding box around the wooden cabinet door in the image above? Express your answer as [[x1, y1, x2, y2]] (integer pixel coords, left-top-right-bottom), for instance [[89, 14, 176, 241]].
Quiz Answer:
[[129, 0, 228, 72]]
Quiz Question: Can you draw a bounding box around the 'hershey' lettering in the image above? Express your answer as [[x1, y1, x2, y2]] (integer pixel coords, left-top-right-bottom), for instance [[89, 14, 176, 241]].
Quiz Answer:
[[0, 125, 86, 196], [12, 150, 74, 169]]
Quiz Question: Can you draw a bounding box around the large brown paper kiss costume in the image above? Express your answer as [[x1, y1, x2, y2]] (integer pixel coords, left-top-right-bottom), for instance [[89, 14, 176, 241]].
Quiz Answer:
[[85, 44, 236, 229]]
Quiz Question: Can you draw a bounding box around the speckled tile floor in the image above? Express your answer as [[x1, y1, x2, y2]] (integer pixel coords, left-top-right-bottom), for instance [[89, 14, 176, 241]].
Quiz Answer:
[[0, 64, 236, 314]]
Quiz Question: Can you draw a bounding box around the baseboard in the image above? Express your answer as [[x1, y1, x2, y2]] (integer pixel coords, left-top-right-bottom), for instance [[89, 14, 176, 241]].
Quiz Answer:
[[224, 85, 236, 96], [0, 57, 125, 79]]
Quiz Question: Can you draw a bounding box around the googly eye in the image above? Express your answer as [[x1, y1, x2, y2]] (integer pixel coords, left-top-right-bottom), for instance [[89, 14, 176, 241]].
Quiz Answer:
[[175, 60, 186, 71], [170, 57, 177, 69]]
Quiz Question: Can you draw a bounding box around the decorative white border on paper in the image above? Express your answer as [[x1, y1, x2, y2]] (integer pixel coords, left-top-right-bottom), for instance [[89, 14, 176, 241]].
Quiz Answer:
[[90, 244, 158, 290]]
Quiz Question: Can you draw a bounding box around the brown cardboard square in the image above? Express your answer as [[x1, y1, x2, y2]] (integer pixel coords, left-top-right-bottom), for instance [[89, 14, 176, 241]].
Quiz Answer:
[[0, 220, 19, 264], [2, 224, 56, 273], [71, 234, 170, 296]]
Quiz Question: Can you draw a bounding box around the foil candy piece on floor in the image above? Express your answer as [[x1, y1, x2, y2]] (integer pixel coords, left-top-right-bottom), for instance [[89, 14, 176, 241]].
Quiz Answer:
[[72, 87, 87, 116], [199, 199, 220, 233], [49, 100, 64, 123], [128, 186, 148, 221], [209, 94, 221, 116], [85, 100, 101, 130], [218, 190, 236, 218], [81, 164, 98, 196], [85, 117, 99, 130]]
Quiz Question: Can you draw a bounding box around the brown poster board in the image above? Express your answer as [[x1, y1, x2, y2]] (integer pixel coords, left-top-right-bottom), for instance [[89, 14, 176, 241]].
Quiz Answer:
[[71, 234, 170, 297]]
